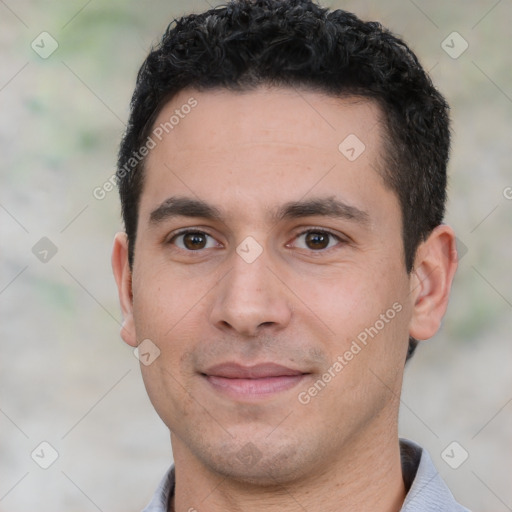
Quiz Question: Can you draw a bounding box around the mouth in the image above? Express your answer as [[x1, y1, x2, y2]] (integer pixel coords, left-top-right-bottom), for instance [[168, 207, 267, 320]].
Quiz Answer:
[[201, 362, 310, 400]]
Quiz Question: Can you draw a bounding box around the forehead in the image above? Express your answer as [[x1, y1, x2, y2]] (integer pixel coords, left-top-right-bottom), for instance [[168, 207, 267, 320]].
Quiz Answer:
[[139, 86, 396, 226], [150, 86, 383, 154]]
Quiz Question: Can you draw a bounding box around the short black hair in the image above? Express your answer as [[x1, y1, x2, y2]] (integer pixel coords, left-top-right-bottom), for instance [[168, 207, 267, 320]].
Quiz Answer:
[[117, 0, 451, 361]]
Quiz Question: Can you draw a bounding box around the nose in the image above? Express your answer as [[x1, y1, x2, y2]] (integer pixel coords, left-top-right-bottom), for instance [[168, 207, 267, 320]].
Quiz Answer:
[[209, 247, 293, 337]]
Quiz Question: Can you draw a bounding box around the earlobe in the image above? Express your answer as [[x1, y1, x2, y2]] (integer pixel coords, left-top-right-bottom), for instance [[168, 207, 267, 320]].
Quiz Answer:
[[112, 232, 137, 347], [409, 225, 458, 341]]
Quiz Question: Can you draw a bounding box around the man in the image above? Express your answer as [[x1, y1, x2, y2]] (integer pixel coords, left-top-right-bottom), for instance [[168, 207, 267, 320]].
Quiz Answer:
[[112, 1, 468, 510]]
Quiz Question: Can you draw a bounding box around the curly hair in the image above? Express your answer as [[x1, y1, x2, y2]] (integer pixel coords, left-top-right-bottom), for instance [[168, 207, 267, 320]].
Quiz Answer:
[[117, 0, 451, 361]]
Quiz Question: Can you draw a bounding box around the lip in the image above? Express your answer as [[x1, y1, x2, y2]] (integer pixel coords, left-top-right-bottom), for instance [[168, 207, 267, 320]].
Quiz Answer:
[[204, 362, 304, 379], [202, 362, 309, 400]]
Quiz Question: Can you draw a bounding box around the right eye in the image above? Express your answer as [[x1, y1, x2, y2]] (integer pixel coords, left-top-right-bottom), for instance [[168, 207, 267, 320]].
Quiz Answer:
[[169, 230, 220, 251]]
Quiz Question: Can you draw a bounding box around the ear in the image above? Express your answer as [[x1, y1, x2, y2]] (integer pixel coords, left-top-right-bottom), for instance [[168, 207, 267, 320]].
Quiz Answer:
[[112, 232, 137, 347], [409, 224, 458, 341]]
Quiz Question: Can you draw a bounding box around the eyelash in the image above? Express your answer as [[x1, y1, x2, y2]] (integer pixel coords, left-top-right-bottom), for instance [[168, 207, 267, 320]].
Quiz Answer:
[[168, 228, 220, 251], [167, 227, 346, 252]]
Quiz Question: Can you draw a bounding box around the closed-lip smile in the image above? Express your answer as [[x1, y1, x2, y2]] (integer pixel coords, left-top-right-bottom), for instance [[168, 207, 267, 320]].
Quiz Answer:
[[202, 362, 309, 400]]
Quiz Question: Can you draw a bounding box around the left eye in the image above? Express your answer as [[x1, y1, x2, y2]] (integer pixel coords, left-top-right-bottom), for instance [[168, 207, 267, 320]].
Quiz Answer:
[[292, 230, 341, 251], [170, 231, 219, 251]]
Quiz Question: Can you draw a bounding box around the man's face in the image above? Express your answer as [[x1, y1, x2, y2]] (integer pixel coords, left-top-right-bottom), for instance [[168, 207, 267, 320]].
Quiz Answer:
[[122, 87, 415, 483]]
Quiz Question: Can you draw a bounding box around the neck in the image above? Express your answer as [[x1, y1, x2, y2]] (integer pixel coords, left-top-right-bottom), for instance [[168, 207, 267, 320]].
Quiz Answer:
[[170, 424, 406, 512]]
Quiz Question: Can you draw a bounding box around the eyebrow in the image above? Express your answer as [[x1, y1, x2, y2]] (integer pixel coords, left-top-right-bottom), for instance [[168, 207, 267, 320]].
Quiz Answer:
[[149, 196, 223, 224], [149, 195, 370, 226], [272, 196, 369, 225]]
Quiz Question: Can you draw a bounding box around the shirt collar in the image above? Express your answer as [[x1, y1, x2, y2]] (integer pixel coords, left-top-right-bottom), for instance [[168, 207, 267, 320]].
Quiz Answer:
[[141, 439, 470, 512], [399, 439, 470, 511]]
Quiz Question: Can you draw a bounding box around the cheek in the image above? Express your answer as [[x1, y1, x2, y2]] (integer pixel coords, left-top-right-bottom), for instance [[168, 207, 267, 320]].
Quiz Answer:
[[131, 262, 203, 339], [296, 266, 403, 334], [132, 266, 209, 384], [296, 260, 411, 382]]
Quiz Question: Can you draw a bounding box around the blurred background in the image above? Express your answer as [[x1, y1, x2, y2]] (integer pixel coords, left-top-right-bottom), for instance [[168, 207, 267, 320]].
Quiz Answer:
[[1, 1, 511, 510]]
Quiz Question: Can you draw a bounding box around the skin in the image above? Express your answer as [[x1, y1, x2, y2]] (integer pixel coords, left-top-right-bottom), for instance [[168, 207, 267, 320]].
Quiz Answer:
[[112, 87, 458, 512]]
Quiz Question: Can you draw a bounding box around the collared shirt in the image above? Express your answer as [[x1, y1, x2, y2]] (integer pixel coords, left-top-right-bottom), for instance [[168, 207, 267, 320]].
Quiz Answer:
[[142, 439, 471, 512]]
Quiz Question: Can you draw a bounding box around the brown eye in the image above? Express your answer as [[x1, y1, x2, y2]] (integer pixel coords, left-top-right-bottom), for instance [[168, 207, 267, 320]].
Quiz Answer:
[[291, 230, 341, 251], [305, 231, 330, 250], [183, 232, 207, 250], [171, 231, 218, 251]]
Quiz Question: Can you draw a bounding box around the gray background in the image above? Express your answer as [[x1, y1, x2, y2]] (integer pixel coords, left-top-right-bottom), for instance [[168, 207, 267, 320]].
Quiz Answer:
[[1, 0, 511, 510]]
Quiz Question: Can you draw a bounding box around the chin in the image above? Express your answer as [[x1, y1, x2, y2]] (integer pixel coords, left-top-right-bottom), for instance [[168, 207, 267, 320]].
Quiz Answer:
[[194, 436, 313, 487]]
